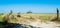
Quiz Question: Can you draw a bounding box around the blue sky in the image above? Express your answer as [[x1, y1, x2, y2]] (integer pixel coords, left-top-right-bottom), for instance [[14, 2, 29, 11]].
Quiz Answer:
[[0, 0, 59, 13]]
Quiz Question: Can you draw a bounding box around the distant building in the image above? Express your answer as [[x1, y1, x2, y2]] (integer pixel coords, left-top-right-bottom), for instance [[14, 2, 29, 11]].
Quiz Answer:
[[27, 10, 32, 14]]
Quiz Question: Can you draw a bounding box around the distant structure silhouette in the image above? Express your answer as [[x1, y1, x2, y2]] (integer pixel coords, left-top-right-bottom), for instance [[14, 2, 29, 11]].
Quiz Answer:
[[51, 8, 59, 21], [27, 10, 32, 14], [9, 10, 13, 15], [57, 8, 59, 20]]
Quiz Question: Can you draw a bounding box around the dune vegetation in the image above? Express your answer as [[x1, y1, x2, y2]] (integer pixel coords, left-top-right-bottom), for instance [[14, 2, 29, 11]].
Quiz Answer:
[[0, 13, 60, 24]]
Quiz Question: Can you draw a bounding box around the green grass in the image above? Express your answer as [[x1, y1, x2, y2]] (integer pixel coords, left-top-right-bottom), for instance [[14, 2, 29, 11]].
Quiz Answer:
[[0, 14, 3, 22]]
